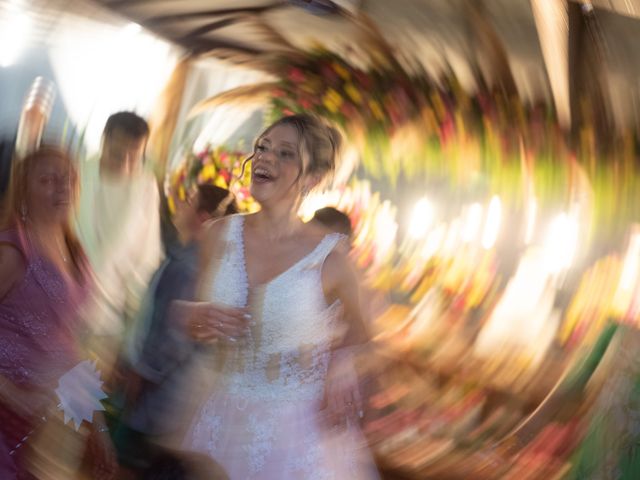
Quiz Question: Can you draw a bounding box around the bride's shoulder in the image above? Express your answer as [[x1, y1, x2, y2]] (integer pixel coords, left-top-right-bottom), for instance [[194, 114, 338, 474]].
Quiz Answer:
[[202, 213, 247, 238], [199, 214, 244, 258]]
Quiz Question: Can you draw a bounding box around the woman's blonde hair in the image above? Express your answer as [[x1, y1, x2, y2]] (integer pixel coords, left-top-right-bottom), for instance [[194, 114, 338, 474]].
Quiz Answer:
[[242, 114, 342, 190]]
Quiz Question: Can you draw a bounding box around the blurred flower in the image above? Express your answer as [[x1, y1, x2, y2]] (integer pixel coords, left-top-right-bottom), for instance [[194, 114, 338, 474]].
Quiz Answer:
[[323, 88, 344, 113], [332, 62, 351, 80], [368, 99, 385, 121], [199, 163, 216, 181], [344, 83, 363, 104], [168, 145, 258, 213], [288, 67, 306, 84]]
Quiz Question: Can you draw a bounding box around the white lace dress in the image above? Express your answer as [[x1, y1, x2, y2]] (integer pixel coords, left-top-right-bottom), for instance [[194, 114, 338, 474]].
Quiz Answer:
[[184, 215, 379, 479]]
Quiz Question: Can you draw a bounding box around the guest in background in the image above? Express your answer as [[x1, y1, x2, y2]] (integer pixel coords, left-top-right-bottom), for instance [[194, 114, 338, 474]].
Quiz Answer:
[[0, 146, 116, 479], [76, 112, 162, 373], [112, 185, 237, 476], [312, 206, 353, 239]]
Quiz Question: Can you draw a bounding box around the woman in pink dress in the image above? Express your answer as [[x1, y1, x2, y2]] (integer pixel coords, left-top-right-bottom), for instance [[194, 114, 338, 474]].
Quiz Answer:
[[180, 115, 379, 479], [0, 146, 116, 479]]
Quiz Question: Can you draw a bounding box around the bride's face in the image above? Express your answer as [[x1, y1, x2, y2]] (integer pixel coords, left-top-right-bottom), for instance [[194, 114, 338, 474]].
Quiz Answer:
[[250, 124, 304, 206]]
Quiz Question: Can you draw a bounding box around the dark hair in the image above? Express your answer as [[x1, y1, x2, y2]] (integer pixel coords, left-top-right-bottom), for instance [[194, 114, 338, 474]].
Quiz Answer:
[[243, 114, 342, 185], [103, 111, 149, 140], [143, 455, 189, 480], [142, 450, 228, 480], [196, 184, 237, 217], [313, 207, 352, 237]]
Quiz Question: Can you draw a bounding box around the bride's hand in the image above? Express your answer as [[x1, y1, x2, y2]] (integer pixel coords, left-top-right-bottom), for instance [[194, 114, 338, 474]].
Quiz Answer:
[[322, 349, 363, 429], [176, 301, 251, 343]]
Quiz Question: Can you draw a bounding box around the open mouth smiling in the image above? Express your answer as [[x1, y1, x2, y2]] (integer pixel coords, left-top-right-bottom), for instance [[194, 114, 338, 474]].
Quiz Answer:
[[252, 167, 276, 183]]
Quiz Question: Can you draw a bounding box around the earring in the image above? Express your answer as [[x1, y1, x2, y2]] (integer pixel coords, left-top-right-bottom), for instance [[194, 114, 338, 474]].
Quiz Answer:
[[20, 204, 27, 221]]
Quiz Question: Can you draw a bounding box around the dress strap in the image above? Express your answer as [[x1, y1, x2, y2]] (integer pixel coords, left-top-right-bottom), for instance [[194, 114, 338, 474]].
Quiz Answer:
[[224, 214, 244, 243], [302, 233, 347, 272], [212, 214, 249, 306]]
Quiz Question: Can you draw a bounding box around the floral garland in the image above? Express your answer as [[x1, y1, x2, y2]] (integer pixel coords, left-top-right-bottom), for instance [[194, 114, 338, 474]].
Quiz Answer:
[[267, 50, 576, 207], [168, 146, 258, 213], [269, 49, 427, 136]]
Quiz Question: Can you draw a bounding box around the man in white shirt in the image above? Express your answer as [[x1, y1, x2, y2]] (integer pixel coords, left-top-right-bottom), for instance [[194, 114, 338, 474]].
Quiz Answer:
[[77, 112, 162, 369]]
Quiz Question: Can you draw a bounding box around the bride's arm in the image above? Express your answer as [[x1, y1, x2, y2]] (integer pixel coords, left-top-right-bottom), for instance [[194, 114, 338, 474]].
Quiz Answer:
[[322, 245, 370, 350], [322, 246, 371, 424]]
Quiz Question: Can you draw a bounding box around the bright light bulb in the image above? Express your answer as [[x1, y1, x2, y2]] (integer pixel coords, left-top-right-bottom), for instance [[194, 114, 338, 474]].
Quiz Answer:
[[408, 198, 434, 239], [443, 219, 462, 253], [525, 197, 538, 244], [619, 232, 640, 293], [481, 196, 502, 249], [544, 213, 579, 273], [421, 225, 446, 260], [462, 203, 483, 243]]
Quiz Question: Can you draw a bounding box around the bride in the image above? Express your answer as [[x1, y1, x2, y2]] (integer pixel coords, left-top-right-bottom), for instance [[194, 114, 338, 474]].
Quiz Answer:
[[178, 114, 379, 479]]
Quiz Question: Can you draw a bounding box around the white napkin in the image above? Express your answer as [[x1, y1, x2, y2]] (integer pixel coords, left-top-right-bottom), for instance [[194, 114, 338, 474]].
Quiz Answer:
[[55, 360, 107, 431]]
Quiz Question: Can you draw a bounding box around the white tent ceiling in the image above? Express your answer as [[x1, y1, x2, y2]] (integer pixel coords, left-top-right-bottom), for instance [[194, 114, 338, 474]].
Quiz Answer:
[[86, 0, 640, 129]]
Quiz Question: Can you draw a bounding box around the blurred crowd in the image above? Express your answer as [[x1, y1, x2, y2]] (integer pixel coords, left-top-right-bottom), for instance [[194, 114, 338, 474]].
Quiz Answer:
[[0, 94, 382, 479]]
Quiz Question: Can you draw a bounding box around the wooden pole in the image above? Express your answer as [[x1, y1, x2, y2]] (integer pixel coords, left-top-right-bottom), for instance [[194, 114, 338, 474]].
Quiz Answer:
[[148, 55, 193, 180]]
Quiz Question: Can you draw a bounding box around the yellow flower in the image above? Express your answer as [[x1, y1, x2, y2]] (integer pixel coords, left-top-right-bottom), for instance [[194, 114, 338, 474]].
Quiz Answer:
[[323, 88, 343, 113], [333, 62, 351, 81], [178, 185, 186, 201], [344, 83, 362, 104], [214, 176, 228, 189], [167, 195, 176, 215], [200, 164, 216, 181], [368, 99, 384, 120]]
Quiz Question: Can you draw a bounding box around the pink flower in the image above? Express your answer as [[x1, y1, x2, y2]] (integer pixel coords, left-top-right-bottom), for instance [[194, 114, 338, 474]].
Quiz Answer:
[[320, 64, 339, 85], [219, 168, 231, 184], [237, 187, 249, 200], [340, 103, 357, 119], [354, 71, 372, 90], [300, 98, 312, 109], [288, 67, 305, 84]]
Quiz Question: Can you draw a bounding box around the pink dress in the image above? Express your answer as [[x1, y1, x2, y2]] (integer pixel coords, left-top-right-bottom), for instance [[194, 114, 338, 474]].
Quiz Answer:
[[0, 228, 88, 479], [184, 215, 379, 479]]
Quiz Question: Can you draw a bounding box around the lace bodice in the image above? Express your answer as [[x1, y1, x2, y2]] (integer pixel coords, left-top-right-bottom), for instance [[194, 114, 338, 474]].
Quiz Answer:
[[187, 216, 379, 479], [202, 215, 345, 403]]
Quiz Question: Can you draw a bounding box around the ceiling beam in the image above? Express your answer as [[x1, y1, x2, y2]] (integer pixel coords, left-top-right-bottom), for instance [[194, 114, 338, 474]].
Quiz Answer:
[[579, 0, 640, 20], [531, 0, 570, 128], [186, 37, 264, 56], [180, 16, 242, 41], [463, 0, 518, 96], [567, 1, 613, 149], [145, 2, 287, 26]]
